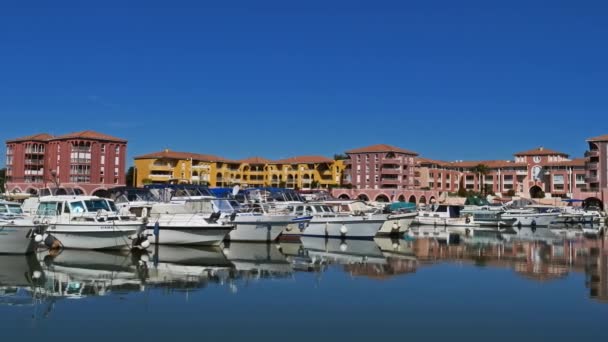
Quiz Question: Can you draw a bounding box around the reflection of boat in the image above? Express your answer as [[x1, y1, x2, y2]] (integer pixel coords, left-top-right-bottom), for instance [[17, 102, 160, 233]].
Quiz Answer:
[[222, 242, 292, 274], [0, 254, 45, 306], [142, 245, 233, 287], [300, 237, 386, 265], [40, 249, 143, 298], [406, 226, 461, 244], [373, 237, 416, 260], [501, 227, 565, 244]]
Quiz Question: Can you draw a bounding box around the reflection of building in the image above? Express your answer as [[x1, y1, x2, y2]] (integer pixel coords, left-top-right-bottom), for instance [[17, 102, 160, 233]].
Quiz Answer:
[[134, 149, 344, 189], [585, 247, 608, 302], [409, 236, 608, 292], [5, 131, 127, 195]]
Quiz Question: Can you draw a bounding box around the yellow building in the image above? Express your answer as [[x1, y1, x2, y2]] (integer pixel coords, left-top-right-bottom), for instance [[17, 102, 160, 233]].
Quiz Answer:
[[134, 150, 345, 189]]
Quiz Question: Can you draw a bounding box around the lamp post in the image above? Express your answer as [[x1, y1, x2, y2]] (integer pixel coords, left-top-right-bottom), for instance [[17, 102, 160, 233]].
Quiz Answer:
[[50, 170, 60, 189]]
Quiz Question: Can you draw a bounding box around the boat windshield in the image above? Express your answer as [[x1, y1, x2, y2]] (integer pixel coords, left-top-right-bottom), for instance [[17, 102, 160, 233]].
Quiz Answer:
[[0, 204, 23, 215], [213, 199, 237, 212], [37, 201, 61, 216], [84, 199, 112, 212]]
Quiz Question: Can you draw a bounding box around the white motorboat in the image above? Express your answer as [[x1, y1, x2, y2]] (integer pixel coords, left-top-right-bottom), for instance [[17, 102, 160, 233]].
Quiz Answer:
[[321, 199, 417, 234], [34, 195, 148, 250], [501, 205, 561, 227], [285, 203, 385, 239], [107, 187, 234, 246], [414, 204, 479, 228], [1, 200, 47, 254], [460, 206, 516, 228], [145, 203, 234, 246]]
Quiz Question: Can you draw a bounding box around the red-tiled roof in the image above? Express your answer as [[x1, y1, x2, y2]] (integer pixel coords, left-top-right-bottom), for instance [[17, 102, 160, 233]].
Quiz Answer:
[[6, 133, 54, 143], [514, 147, 568, 157], [449, 160, 526, 169], [544, 157, 586, 167], [239, 156, 272, 164], [345, 144, 418, 156], [52, 130, 127, 142], [587, 134, 608, 142], [134, 150, 228, 162], [272, 155, 334, 164], [416, 157, 450, 167]]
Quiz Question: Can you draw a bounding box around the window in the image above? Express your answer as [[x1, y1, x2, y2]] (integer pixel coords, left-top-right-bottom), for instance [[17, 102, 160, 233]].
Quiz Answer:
[[101, 144, 105, 153], [533, 156, 541, 163]]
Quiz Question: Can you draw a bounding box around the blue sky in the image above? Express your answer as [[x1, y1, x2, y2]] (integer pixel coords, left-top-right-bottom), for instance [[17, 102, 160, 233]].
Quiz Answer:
[[1, 0, 607, 167]]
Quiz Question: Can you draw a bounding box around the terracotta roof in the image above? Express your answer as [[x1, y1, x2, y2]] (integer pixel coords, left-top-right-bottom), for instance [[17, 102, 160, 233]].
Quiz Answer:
[[587, 134, 608, 142], [51, 130, 127, 142], [239, 156, 272, 164], [345, 144, 418, 156], [416, 157, 450, 167], [544, 157, 586, 167], [134, 149, 228, 162], [272, 155, 334, 164], [513, 147, 568, 157], [6, 133, 54, 143], [449, 160, 527, 169]]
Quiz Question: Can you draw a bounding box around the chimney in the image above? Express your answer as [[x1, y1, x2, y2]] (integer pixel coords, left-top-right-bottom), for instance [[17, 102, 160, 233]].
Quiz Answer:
[[539, 146, 544, 151]]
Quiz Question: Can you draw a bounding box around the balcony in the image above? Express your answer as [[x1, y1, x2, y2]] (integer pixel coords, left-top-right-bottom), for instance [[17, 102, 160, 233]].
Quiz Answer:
[[381, 168, 401, 175], [585, 175, 599, 183], [24, 159, 45, 166], [149, 174, 172, 180], [585, 162, 599, 170], [150, 164, 174, 171], [585, 150, 599, 158], [516, 170, 527, 175], [380, 178, 401, 185]]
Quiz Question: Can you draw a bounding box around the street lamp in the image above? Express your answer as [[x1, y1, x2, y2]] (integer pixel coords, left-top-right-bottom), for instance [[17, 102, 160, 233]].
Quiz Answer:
[[50, 170, 60, 189]]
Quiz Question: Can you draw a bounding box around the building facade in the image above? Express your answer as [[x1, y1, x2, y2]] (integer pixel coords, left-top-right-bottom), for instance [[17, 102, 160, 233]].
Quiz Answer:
[[5, 130, 127, 196], [134, 150, 344, 189]]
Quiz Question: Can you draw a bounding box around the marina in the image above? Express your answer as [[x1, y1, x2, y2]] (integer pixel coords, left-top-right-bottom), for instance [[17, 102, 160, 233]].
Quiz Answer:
[[2, 225, 608, 340]]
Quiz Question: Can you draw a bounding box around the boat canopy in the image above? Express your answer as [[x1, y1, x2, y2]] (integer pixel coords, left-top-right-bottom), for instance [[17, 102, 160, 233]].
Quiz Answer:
[[384, 202, 416, 212]]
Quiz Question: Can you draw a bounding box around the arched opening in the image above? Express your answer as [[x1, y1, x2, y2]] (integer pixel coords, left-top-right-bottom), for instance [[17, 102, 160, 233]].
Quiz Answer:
[[408, 195, 417, 203], [357, 194, 369, 201], [375, 194, 390, 202], [25, 187, 38, 195], [338, 194, 351, 200], [419, 196, 427, 204], [92, 189, 109, 198], [55, 187, 68, 195], [529, 186, 545, 199], [584, 197, 604, 211], [429, 196, 436, 203], [398, 195, 405, 202]]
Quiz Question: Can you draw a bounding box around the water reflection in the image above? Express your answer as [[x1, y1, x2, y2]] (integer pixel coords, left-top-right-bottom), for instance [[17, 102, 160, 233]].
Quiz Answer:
[[1, 225, 607, 311]]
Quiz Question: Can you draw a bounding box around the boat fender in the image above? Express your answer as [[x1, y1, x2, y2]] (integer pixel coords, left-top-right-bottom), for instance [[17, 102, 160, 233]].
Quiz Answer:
[[465, 216, 471, 224], [141, 207, 148, 218], [531, 219, 537, 228], [340, 224, 348, 235], [392, 221, 399, 231], [465, 228, 471, 236], [44, 234, 61, 249]]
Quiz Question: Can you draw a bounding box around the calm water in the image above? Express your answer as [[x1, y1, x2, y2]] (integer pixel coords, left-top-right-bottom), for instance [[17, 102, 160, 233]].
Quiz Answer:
[[2, 228, 608, 341]]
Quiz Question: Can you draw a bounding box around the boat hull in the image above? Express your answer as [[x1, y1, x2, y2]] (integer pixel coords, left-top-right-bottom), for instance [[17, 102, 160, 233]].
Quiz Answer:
[[47, 223, 141, 250], [227, 215, 291, 242], [301, 217, 384, 239], [0, 224, 39, 254], [145, 225, 232, 246], [502, 213, 559, 227], [377, 212, 417, 234]]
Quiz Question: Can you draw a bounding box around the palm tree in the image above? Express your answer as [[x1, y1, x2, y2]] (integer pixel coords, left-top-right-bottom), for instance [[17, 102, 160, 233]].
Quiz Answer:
[[470, 164, 490, 196]]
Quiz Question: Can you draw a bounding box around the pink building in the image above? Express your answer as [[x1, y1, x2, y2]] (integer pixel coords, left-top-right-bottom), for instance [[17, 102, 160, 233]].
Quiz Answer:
[[5, 130, 127, 196], [342, 144, 418, 198], [418, 147, 587, 198], [333, 136, 607, 208]]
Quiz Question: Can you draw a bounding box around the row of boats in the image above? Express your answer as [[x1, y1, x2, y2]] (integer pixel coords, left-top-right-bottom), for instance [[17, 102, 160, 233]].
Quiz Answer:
[[1, 185, 605, 254]]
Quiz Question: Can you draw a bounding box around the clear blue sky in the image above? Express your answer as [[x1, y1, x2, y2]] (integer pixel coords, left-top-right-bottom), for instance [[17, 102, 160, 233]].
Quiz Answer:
[[1, 0, 607, 167]]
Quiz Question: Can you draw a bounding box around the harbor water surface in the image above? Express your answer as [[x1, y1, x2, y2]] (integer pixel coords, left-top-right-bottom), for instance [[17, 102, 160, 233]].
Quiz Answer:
[[2, 229, 608, 341]]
